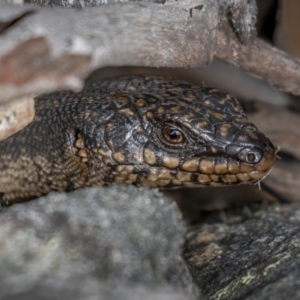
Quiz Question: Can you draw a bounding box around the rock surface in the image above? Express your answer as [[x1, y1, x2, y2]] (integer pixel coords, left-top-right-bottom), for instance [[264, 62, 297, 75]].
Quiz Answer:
[[184, 202, 300, 300], [3, 184, 300, 300], [0, 186, 199, 300]]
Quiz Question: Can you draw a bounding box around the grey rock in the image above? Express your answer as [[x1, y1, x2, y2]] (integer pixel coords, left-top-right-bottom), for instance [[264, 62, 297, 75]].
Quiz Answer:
[[0, 186, 199, 300], [24, 0, 257, 44], [218, 0, 257, 44], [184, 203, 300, 300]]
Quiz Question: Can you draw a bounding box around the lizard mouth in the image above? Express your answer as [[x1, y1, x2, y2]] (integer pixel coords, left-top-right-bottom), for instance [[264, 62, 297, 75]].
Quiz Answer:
[[111, 147, 277, 188]]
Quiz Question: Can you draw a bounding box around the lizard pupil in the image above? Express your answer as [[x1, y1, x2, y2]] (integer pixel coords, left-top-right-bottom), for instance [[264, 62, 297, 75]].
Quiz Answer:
[[169, 128, 181, 139]]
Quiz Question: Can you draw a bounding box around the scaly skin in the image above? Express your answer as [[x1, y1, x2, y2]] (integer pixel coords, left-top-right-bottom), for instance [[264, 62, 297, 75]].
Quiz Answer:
[[0, 75, 276, 204]]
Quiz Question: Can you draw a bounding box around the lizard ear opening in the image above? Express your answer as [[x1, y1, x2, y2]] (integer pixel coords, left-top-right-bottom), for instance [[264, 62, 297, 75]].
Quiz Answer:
[[75, 131, 89, 163]]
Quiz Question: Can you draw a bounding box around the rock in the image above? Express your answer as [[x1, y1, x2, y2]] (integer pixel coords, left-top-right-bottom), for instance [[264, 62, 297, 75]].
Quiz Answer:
[[184, 203, 300, 300], [0, 186, 199, 300]]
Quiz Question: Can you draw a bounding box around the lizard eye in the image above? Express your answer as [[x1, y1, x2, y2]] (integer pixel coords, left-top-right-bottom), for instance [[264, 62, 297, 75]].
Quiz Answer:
[[163, 125, 184, 143]]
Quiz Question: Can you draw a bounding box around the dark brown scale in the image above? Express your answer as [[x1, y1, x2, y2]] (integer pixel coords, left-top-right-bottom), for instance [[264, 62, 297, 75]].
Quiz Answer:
[[0, 75, 276, 205]]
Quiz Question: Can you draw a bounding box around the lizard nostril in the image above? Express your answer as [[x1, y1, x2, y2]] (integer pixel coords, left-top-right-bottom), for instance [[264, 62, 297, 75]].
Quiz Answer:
[[246, 152, 256, 163], [238, 147, 263, 164]]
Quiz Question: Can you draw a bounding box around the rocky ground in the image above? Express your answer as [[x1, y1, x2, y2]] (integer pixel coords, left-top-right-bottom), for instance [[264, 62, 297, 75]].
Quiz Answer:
[[0, 186, 199, 300], [1, 186, 300, 300]]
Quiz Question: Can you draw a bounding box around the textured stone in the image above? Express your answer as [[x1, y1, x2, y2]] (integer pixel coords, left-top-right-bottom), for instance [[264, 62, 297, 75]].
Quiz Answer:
[[184, 203, 300, 300], [0, 186, 199, 300]]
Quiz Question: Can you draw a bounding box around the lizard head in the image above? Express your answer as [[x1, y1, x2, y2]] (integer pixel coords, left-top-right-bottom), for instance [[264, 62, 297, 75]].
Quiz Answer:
[[82, 77, 277, 188]]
